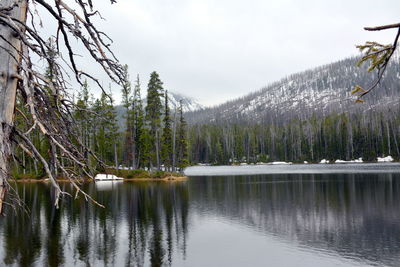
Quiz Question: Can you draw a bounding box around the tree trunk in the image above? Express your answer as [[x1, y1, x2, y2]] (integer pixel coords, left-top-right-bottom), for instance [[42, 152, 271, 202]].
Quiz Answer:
[[172, 108, 177, 171], [0, 0, 28, 214], [114, 142, 118, 169], [155, 130, 160, 170], [389, 118, 400, 157], [49, 141, 57, 177], [386, 121, 391, 155], [132, 134, 136, 169]]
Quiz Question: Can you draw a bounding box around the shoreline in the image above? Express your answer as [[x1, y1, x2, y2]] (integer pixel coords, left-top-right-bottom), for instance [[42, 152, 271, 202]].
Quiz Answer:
[[123, 175, 188, 182], [10, 175, 188, 183], [197, 160, 397, 166]]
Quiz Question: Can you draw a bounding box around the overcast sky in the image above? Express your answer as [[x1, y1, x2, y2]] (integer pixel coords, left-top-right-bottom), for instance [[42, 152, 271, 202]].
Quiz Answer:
[[40, 0, 400, 106]]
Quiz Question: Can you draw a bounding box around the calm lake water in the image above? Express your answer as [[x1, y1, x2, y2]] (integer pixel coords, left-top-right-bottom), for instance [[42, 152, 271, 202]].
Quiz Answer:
[[2, 164, 400, 266]]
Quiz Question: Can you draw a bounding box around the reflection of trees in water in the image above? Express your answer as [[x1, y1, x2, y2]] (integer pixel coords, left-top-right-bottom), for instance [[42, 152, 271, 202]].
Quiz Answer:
[[1, 184, 43, 266], [0, 182, 189, 266], [190, 173, 400, 266], [123, 183, 189, 267], [3, 174, 399, 266]]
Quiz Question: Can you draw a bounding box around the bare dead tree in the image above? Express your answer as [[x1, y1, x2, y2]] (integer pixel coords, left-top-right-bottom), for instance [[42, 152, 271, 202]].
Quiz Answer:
[[353, 22, 400, 101], [0, 0, 125, 212]]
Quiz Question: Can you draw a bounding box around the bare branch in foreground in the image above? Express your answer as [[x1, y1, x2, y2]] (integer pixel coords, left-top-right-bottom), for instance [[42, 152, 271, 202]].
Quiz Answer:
[[0, 0, 125, 210], [353, 23, 400, 101]]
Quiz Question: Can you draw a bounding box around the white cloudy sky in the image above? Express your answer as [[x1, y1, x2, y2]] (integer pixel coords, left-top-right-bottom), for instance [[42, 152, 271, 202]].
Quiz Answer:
[[38, 0, 400, 106]]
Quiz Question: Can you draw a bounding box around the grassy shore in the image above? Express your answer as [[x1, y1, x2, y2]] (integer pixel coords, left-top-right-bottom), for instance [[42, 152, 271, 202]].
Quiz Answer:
[[11, 168, 187, 182], [103, 168, 187, 181]]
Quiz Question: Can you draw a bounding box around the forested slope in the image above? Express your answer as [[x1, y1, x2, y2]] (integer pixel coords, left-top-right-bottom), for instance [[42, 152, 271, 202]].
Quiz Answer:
[[186, 55, 400, 124], [187, 55, 400, 164]]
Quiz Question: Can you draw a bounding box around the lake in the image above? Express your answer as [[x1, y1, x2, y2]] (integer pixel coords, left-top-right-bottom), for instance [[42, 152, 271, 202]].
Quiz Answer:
[[1, 163, 400, 266]]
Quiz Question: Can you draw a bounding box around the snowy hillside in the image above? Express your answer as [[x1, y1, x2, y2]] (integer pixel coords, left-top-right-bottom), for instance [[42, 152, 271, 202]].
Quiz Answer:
[[186, 55, 400, 124], [168, 92, 204, 112]]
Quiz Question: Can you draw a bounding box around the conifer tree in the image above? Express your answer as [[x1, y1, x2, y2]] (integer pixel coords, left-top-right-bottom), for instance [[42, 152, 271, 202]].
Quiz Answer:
[[121, 65, 134, 168], [108, 93, 120, 168], [132, 75, 145, 169], [42, 43, 59, 177], [140, 128, 152, 170], [176, 100, 189, 170], [161, 91, 173, 171], [93, 92, 119, 167], [145, 71, 164, 170], [75, 80, 92, 165]]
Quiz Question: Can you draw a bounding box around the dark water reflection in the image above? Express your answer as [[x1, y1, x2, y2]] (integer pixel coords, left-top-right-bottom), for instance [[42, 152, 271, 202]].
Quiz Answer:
[[2, 172, 400, 266]]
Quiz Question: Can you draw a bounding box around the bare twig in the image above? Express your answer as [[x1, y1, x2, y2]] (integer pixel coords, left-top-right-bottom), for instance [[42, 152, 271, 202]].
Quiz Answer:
[[353, 24, 400, 101], [365, 23, 400, 31], [0, 0, 123, 209]]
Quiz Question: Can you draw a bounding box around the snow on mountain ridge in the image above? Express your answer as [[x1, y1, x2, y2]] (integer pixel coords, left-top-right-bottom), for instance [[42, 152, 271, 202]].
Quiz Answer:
[[140, 91, 204, 113], [186, 55, 400, 124], [167, 92, 204, 112]]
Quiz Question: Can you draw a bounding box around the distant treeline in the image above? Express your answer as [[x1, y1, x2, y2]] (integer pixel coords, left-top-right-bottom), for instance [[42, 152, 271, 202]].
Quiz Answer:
[[188, 108, 400, 164]]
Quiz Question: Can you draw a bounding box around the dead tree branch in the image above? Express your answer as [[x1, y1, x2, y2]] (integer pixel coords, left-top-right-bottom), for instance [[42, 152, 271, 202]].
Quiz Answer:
[[0, 0, 124, 210], [353, 23, 400, 101]]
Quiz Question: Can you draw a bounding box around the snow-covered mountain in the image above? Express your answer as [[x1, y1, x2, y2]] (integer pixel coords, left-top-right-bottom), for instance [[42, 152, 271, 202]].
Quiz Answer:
[[186, 55, 400, 124], [167, 92, 204, 112]]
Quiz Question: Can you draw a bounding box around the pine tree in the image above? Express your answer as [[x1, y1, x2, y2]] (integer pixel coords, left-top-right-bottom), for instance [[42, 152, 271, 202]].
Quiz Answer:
[[75, 80, 92, 165], [140, 128, 152, 170], [161, 91, 173, 171], [93, 92, 119, 167], [176, 100, 189, 170], [145, 71, 164, 170], [107, 92, 120, 168], [42, 39, 60, 177], [132, 75, 144, 169], [121, 65, 134, 168]]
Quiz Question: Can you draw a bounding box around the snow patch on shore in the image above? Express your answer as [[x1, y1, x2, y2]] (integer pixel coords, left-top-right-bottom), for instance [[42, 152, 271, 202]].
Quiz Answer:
[[377, 156, 394, 162], [94, 174, 123, 181], [335, 158, 363, 163], [268, 161, 293, 165]]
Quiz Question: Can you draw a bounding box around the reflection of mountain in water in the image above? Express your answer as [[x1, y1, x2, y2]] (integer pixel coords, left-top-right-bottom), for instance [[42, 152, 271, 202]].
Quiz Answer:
[[0, 182, 189, 267], [188, 173, 400, 266]]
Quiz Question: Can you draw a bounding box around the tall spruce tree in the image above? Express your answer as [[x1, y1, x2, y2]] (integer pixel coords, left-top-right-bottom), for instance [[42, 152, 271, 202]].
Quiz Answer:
[[161, 91, 173, 171], [74, 83, 91, 173], [176, 100, 189, 170], [132, 75, 144, 169], [75, 81, 91, 153], [43, 42, 59, 177], [145, 71, 164, 170], [121, 65, 134, 168], [93, 92, 119, 167], [108, 94, 120, 169], [140, 128, 152, 170]]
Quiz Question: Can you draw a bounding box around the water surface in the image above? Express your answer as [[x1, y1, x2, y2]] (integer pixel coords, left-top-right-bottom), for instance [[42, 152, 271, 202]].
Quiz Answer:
[[185, 163, 400, 175], [1, 164, 400, 266]]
